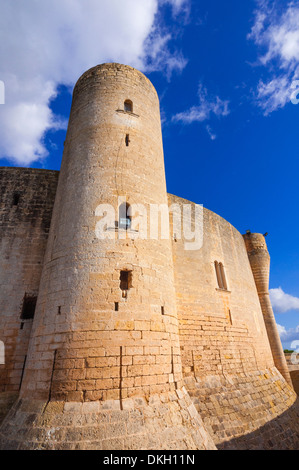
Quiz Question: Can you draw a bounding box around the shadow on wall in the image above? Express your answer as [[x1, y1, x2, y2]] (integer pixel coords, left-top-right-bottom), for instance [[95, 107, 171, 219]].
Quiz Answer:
[[290, 371, 299, 396], [218, 397, 299, 450], [0, 392, 18, 426]]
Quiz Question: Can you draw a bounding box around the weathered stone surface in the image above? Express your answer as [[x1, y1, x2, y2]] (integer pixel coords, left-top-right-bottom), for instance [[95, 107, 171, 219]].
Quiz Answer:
[[185, 368, 299, 450], [0, 168, 59, 394], [0, 63, 298, 450], [0, 391, 216, 450]]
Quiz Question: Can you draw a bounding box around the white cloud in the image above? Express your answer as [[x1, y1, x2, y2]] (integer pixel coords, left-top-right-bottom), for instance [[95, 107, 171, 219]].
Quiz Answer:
[[248, 0, 299, 66], [276, 323, 299, 343], [248, 1, 299, 114], [256, 75, 295, 115], [172, 82, 230, 125], [0, 0, 189, 166], [276, 323, 287, 336], [161, 0, 190, 17], [270, 287, 299, 313], [206, 125, 217, 141], [143, 30, 188, 80]]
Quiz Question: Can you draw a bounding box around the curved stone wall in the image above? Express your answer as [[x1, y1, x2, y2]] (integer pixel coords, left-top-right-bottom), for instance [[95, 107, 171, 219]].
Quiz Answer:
[[169, 194, 274, 377], [169, 194, 299, 449]]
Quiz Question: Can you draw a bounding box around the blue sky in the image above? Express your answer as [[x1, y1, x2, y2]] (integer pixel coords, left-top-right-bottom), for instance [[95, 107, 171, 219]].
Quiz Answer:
[[0, 0, 298, 349]]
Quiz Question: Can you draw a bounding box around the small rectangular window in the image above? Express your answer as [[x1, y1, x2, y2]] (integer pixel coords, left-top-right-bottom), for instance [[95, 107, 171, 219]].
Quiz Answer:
[[12, 193, 20, 206], [120, 270, 132, 291], [119, 203, 131, 230], [125, 134, 130, 147], [115, 302, 119, 312], [21, 295, 37, 320]]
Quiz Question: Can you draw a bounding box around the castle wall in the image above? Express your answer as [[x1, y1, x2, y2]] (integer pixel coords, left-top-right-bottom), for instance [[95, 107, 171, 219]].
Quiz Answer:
[[0, 64, 215, 450], [169, 194, 299, 449], [0, 168, 59, 395], [169, 194, 274, 377], [0, 64, 298, 450]]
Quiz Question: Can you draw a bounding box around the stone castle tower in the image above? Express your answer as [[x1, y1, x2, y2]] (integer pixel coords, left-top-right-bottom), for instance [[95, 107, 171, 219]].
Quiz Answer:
[[243, 232, 292, 387], [0, 64, 298, 450]]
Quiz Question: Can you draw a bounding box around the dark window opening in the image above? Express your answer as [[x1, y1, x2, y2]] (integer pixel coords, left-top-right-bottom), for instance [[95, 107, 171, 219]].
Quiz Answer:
[[115, 302, 119, 312], [21, 295, 37, 320], [120, 270, 132, 291], [161, 306, 165, 315], [12, 193, 20, 206], [124, 99, 133, 113], [20, 322, 24, 330], [125, 134, 130, 147], [214, 261, 228, 291], [119, 202, 131, 230], [58, 306, 61, 315]]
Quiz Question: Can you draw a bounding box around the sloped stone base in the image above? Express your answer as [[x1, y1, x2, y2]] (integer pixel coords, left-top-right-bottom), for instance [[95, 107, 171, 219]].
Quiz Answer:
[[0, 387, 216, 450], [185, 367, 299, 450]]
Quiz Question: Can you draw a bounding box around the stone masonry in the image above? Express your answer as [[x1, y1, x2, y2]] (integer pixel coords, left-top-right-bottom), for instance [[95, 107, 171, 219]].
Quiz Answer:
[[0, 63, 298, 450], [0, 168, 59, 421]]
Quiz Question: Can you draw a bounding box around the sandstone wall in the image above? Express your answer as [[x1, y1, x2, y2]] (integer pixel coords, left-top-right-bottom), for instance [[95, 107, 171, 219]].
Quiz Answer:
[[244, 232, 292, 386], [0, 168, 59, 396], [0, 64, 215, 450], [0, 64, 298, 450], [169, 194, 274, 377], [169, 194, 299, 449], [19, 63, 183, 403]]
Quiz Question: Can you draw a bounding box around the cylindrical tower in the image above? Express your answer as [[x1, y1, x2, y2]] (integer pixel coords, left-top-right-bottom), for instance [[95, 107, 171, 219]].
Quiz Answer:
[[243, 232, 292, 387], [20, 63, 183, 402], [0, 64, 215, 450]]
